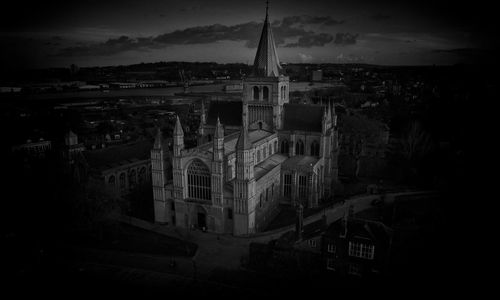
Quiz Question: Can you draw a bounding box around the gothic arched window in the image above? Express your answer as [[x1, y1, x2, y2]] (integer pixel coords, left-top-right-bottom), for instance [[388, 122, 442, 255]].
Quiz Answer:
[[187, 159, 211, 201], [263, 86, 269, 101], [269, 144, 272, 156], [311, 140, 320, 156], [108, 175, 115, 186], [281, 139, 289, 154], [296, 140, 305, 155], [257, 150, 261, 162], [253, 86, 259, 100], [129, 169, 137, 185], [119, 173, 126, 189], [138, 167, 146, 183]]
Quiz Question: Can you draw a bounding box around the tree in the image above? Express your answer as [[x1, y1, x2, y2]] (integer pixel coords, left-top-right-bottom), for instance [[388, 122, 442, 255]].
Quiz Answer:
[[68, 177, 127, 239], [401, 121, 433, 163]]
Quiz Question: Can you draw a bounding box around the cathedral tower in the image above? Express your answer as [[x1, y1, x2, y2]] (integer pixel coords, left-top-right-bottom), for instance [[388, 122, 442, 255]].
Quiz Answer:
[[172, 116, 184, 202], [211, 118, 225, 206], [233, 124, 256, 235], [151, 127, 170, 224], [242, 1, 289, 131]]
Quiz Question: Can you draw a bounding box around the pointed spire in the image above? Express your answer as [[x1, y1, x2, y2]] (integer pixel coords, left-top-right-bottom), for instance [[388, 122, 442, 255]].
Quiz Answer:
[[214, 116, 224, 139], [154, 127, 163, 149], [174, 115, 183, 136], [200, 100, 206, 125], [236, 125, 251, 150], [323, 106, 328, 120], [327, 101, 332, 122], [253, 0, 281, 77]]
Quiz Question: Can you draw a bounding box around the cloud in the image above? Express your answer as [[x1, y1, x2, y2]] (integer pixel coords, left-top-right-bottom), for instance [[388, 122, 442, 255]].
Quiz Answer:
[[298, 53, 313, 63], [179, 5, 202, 13], [275, 15, 345, 27], [335, 53, 364, 62], [334, 33, 359, 45], [284, 33, 333, 48], [371, 13, 391, 21], [57, 15, 346, 56], [58, 35, 156, 56]]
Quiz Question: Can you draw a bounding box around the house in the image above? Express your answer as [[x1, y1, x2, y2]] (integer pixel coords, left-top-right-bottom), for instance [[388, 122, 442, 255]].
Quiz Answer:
[[321, 215, 393, 277]]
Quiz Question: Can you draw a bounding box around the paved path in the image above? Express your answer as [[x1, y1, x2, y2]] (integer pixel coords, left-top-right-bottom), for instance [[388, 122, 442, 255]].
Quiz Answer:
[[118, 190, 437, 277]]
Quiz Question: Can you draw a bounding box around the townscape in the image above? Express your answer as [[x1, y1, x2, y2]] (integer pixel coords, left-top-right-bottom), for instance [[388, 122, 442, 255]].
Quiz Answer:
[[1, 0, 486, 296]]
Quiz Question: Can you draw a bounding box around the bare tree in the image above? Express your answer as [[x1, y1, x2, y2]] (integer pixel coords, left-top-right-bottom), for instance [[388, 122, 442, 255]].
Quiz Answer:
[[401, 121, 433, 163]]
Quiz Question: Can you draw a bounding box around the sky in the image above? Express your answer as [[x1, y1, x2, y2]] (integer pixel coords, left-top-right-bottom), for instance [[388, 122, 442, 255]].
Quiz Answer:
[[0, 0, 496, 69]]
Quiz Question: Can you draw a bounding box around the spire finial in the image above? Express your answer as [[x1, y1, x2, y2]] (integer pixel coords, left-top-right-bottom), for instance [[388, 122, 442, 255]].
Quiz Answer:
[[266, 0, 269, 19]]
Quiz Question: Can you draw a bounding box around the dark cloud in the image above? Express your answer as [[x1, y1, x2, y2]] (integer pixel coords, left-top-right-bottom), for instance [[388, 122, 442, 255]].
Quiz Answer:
[[285, 33, 334, 48], [153, 23, 261, 47], [179, 5, 202, 13], [58, 35, 156, 56], [57, 16, 343, 56], [371, 13, 391, 21], [276, 15, 345, 27], [334, 33, 358, 45]]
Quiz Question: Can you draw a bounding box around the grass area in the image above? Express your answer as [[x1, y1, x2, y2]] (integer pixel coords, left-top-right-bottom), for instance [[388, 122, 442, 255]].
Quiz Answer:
[[65, 223, 197, 257]]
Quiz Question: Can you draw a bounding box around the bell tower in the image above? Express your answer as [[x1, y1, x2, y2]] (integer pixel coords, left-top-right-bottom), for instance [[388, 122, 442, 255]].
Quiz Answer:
[[242, 0, 289, 131]]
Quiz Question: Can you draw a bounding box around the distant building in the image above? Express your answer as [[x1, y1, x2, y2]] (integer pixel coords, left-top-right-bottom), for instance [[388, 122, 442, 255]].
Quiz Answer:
[[85, 140, 153, 196], [321, 213, 393, 277], [0, 87, 22, 93], [12, 138, 52, 158], [311, 70, 323, 82], [60, 130, 86, 182]]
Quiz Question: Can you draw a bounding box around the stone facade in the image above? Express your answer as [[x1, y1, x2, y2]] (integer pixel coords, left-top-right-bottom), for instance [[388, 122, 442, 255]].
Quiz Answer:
[[151, 5, 339, 236]]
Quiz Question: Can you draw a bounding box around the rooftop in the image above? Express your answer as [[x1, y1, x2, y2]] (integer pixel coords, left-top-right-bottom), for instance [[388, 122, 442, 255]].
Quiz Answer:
[[85, 140, 152, 171], [282, 155, 320, 169], [254, 153, 288, 181], [198, 129, 274, 154], [325, 218, 393, 245]]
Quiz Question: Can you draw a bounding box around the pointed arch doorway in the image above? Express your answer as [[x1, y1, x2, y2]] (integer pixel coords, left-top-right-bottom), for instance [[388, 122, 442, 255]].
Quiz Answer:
[[196, 205, 207, 230]]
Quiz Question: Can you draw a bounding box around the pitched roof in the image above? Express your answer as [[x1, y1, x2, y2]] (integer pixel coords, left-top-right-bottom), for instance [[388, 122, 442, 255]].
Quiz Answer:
[[85, 141, 152, 171], [283, 104, 325, 132], [206, 101, 242, 126], [253, 6, 281, 77], [324, 218, 393, 245]]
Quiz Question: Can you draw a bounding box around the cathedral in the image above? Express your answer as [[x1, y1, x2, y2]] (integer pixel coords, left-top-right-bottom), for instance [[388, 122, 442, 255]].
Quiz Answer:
[[151, 4, 339, 236]]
